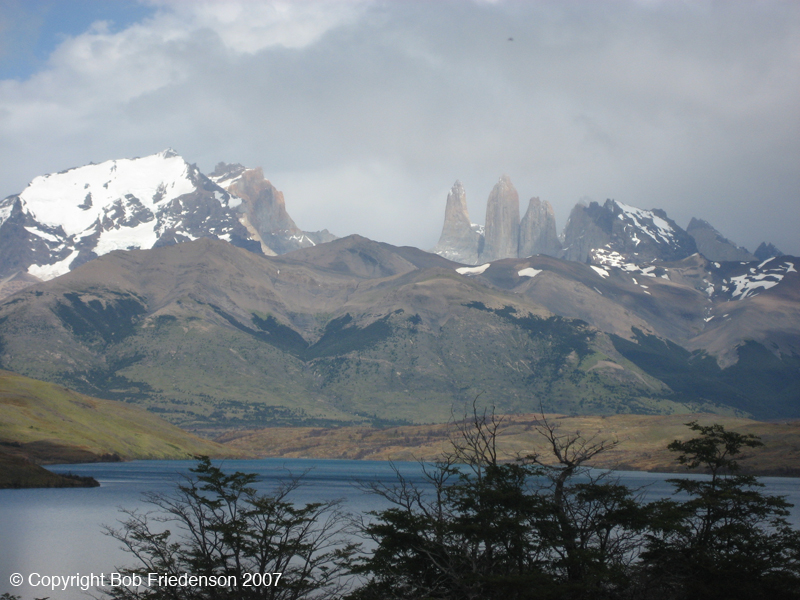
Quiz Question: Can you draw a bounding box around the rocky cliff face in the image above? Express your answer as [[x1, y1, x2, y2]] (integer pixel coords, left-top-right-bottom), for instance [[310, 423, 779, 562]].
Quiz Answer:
[[433, 177, 560, 264], [518, 197, 562, 258], [433, 181, 483, 264], [560, 203, 613, 263], [686, 218, 755, 262], [480, 175, 520, 262], [211, 164, 336, 254]]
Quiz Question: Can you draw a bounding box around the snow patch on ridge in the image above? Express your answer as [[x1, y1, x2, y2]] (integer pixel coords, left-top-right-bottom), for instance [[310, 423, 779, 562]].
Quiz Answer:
[[24, 227, 60, 242], [27, 250, 78, 280], [0, 203, 14, 228], [722, 260, 794, 300], [518, 268, 542, 278], [613, 200, 675, 245], [590, 248, 659, 278], [95, 221, 159, 255], [456, 263, 491, 276]]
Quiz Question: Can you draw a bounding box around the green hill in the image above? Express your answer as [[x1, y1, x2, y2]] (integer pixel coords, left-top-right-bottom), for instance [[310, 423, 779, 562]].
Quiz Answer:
[[0, 369, 240, 487]]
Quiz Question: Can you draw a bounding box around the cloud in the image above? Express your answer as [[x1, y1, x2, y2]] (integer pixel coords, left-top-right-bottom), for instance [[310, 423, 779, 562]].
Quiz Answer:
[[0, 0, 798, 254], [147, 0, 369, 53]]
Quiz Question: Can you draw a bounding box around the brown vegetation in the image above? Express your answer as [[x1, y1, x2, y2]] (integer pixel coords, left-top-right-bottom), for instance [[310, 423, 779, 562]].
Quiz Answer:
[[217, 412, 800, 475]]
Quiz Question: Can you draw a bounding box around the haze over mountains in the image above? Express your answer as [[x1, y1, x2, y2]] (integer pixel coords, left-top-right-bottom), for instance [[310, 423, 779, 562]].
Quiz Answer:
[[0, 150, 796, 431], [434, 175, 783, 266]]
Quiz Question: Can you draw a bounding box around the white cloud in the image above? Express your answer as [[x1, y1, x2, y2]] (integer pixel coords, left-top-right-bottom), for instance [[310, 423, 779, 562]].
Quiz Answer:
[[0, 0, 798, 255], [150, 0, 369, 53]]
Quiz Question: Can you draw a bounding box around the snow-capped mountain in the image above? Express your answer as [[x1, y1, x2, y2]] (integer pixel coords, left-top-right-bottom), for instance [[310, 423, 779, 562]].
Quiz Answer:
[[561, 199, 697, 264], [0, 150, 334, 281]]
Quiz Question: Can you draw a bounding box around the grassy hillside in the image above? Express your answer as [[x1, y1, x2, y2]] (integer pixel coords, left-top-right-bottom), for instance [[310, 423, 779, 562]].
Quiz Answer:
[[217, 413, 800, 476], [0, 369, 240, 468]]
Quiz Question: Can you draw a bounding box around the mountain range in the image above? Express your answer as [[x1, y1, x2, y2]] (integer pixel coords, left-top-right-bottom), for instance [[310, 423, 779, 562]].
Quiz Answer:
[[0, 151, 796, 433], [434, 175, 783, 266]]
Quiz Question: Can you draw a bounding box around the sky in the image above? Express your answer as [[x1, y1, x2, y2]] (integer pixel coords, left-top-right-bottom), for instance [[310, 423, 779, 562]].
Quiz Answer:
[[0, 0, 798, 255]]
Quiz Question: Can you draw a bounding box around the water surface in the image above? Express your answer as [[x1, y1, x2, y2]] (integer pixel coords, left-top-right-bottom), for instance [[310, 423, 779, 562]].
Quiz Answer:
[[2, 459, 798, 600]]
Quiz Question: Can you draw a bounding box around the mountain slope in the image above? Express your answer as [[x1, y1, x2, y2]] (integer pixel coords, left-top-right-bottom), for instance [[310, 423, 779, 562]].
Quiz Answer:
[[0, 236, 796, 427], [0, 237, 724, 430]]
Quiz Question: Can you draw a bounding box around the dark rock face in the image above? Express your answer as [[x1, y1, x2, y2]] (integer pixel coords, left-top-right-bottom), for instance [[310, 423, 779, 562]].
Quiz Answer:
[[433, 181, 482, 264], [687, 218, 755, 262], [480, 175, 519, 262], [561, 203, 613, 263], [755, 242, 784, 261], [518, 197, 561, 258], [562, 199, 696, 264]]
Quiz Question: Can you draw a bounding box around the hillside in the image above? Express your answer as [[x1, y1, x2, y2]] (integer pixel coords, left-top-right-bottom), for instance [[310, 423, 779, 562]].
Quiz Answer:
[[0, 369, 239, 487]]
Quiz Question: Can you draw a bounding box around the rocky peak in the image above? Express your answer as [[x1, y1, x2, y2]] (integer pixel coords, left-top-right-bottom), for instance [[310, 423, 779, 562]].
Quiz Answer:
[[519, 197, 561, 258], [433, 180, 483, 264], [158, 148, 180, 159], [480, 175, 519, 262], [686, 217, 755, 262], [561, 202, 613, 263], [562, 199, 696, 264], [209, 162, 247, 186], [754, 242, 784, 261]]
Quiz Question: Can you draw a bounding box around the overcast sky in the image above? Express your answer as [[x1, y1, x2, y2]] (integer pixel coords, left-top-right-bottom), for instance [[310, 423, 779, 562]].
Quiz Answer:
[[1, 0, 798, 255]]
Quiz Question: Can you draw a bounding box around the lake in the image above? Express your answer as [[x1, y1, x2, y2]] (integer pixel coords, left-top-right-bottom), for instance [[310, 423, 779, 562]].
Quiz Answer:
[[2, 458, 799, 600]]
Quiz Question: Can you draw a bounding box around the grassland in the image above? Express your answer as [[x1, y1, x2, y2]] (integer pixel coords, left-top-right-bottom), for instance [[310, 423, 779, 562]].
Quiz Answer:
[[216, 412, 800, 476]]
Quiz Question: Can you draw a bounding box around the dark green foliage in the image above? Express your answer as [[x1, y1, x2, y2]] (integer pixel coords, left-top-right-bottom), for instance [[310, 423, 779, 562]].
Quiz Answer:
[[54, 291, 146, 344], [210, 306, 394, 361], [305, 314, 394, 360], [61, 353, 153, 402], [154, 314, 177, 327], [610, 329, 800, 418], [639, 422, 800, 600], [720, 342, 800, 417], [105, 457, 357, 600], [251, 313, 310, 356], [465, 302, 593, 360], [349, 417, 800, 600], [101, 422, 800, 600], [209, 303, 307, 355], [348, 409, 646, 600]]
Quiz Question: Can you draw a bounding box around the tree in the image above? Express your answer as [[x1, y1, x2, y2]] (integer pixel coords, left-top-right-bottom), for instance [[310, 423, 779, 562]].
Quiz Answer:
[[639, 422, 800, 600], [525, 416, 646, 598], [348, 404, 645, 600], [104, 457, 357, 600]]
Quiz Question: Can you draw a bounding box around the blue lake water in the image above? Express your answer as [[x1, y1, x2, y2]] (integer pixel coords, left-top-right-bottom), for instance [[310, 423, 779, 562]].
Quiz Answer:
[[1, 458, 799, 600]]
